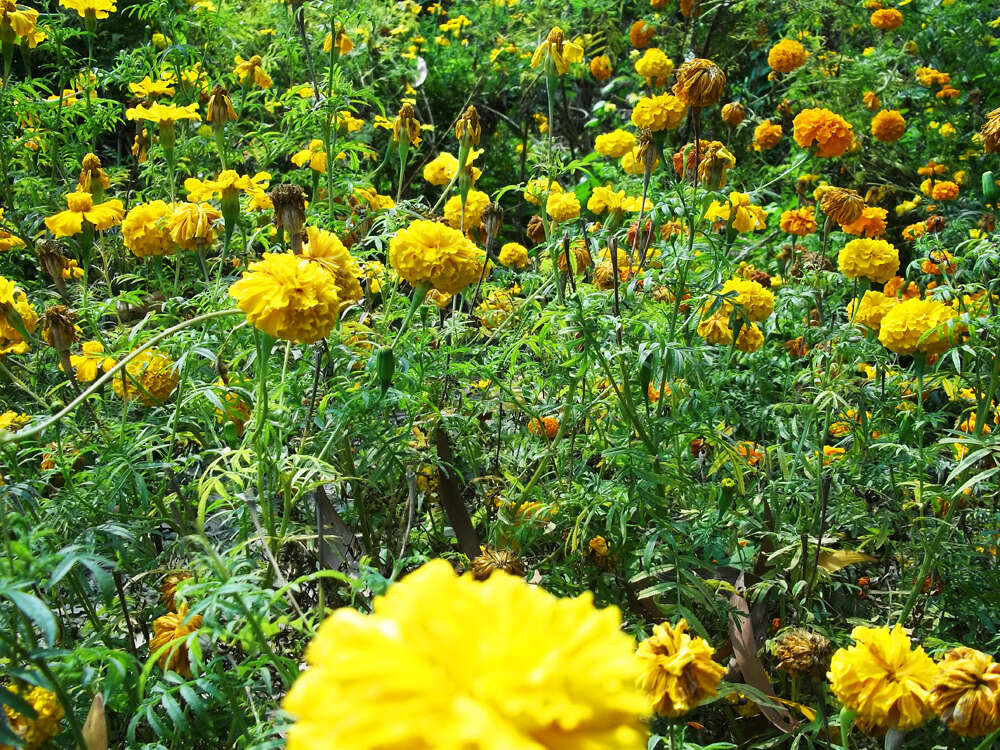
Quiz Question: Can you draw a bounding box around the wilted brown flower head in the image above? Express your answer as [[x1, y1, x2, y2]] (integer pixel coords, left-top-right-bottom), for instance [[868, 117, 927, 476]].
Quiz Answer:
[[37, 240, 70, 288], [77, 152, 109, 195], [270, 184, 308, 250], [481, 202, 504, 243], [526, 214, 546, 245], [818, 186, 865, 225], [721, 101, 745, 126], [455, 105, 481, 147], [982, 107, 1000, 153], [931, 647, 1000, 737], [636, 127, 657, 172], [206, 84, 236, 126], [161, 572, 193, 611], [773, 629, 831, 678], [41, 305, 78, 353], [393, 103, 421, 146], [470, 547, 526, 580], [673, 58, 726, 107]]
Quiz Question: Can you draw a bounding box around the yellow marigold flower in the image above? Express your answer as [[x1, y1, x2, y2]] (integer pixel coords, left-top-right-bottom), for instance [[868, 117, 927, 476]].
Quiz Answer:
[[322, 29, 353, 54], [423, 152, 458, 185], [634, 47, 673, 86], [233, 54, 272, 88], [389, 219, 485, 296], [792, 108, 854, 157], [129, 75, 175, 99], [931, 647, 1000, 737], [721, 101, 745, 126], [735, 324, 764, 353], [498, 242, 529, 269], [59, 0, 115, 18], [546, 191, 581, 223], [628, 19, 655, 48], [523, 178, 561, 206], [673, 58, 725, 107], [779, 207, 817, 236], [828, 625, 936, 734], [125, 101, 200, 125], [113, 348, 178, 404], [818, 186, 864, 225], [878, 297, 959, 355], [587, 186, 628, 215], [697, 313, 732, 345], [921, 249, 956, 275], [594, 129, 637, 157], [720, 277, 774, 322], [840, 206, 888, 237], [637, 619, 726, 717], [752, 119, 782, 150], [353, 187, 395, 211], [931, 180, 959, 201], [902, 221, 926, 241], [705, 192, 767, 233], [672, 140, 735, 188], [229, 252, 340, 343], [2, 682, 64, 748], [299, 226, 363, 308], [291, 139, 327, 173], [847, 290, 897, 330], [863, 91, 881, 111], [631, 93, 687, 131], [122, 200, 174, 257], [0, 0, 39, 38], [590, 54, 612, 81], [871, 109, 906, 142], [981, 107, 1000, 153], [168, 202, 220, 250], [767, 39, 809, 73], [0, 411, 31, 432], [530, 26, 583, 76], [837, 238, 899, 283], [0, 209, 25, 252], [0, 276, 38, 355], [44, 191, 124, 237], [68, 340, 116, 382], [151, 602, 202, 678], [444, 189, 491, 231], [281, 559, 648, 749], [870, 8, 903, 30], [77, 153, 109, 197]]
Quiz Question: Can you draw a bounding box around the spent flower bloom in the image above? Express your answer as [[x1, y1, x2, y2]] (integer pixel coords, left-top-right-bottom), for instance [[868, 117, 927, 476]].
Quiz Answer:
[[637, 619, 726, 717], [531, 26, 583, 76], [931, 647, 1000, 737]]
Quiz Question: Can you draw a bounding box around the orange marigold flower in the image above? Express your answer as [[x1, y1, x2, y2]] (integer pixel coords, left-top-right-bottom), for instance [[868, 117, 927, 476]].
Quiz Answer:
[[767, 39, 808, 73], [840, 206, 888, 237], [528, 416, 560, 440], [871, 110, 906, 143], [870, 8, 903, 30], [629, 19, 655, 48], [779, 207, 817, 236], [931, 181, 959, 201], [792, 108, 854, 157], [753, 120, 782, 151]]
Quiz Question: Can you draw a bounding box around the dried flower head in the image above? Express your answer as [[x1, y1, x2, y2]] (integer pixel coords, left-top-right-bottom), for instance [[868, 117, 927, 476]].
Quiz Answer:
[[774, 629, 832, 678], [470, 547, 526, 580]]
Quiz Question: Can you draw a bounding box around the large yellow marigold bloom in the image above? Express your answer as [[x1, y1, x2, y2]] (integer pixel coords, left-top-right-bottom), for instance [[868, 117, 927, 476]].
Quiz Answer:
[[767, 39, 808, 73], [2, 682, 64, 749], [122, 200, 175, 257], [871, 110, 906, 143], [546, 191, 582, 223], [594, 130, 637, 158], [0, 276, 38, 355], [389, 219, 485, 296], [631, 93, 687, 132], [151, 602, 202, 678], [499, 242, 529, 269], [828, 625, 936, 734], [696, 313, 732, 345], [878, 297, 959, 355], [752, 120, 782, 151], [981, 107, 1000, 153], [167, 202, 221, 250], [931, 181, 959, 201], [444, 189, 491, 231], [113, 348, 179, 404], [282, 559, 648, 750], [779, 207, 817, 236], [59, 0, 115, 18], [720, 277, 774, 322], [637, 619, 725, 717], [673, 58, 725, 107], [44, 191, 124, 237], [792, 108, 854, 158], [229, 252, 341, 343], [705, 192, 767, 233], [735, 323, 764, 353], [423, 152, 459, 186], [634, 48, 673, 87], [870, 8, 903, 30], [847, 290, 897, 330], [299, 226, 363, 309], [931, 647, 1000, 738], [840, 206, 888, 237], [837, 238, 899, 283]]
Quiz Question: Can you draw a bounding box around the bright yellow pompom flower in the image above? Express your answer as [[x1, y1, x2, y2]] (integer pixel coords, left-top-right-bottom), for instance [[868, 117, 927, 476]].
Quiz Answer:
[[498, 242, 529, 269], [122, 200, 175, 257], [546, 191, 582, 223], [878, 297, 959, 355], [837, 238, 899, 284], [767, 39, 809, 73], [282, 559, 649, 750], [847, 291, 897, 330], [719, 277, 774, 322], [388, 219, 485, 296], [112, 348, 179, 405], [631, 93, 687, 131], [828, 624, 937, 734], [299, 226, 363, 309], [637, 618, 726, 717]]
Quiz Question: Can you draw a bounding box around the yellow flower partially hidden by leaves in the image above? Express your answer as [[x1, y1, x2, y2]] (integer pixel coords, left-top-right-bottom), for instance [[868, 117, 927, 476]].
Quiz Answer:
[[847, 291, 897, 331], [0, 275, 39, 355], [68, 340, 116, 382], [594, 130, 636, 158], [388, 219, 485, 296], [704, 192, 767, 233], [113, 348, 178, 405], [44, 191, 124, 238], [299, 226, 363, 309], [0, 411, 31, 432], [229, 252, 341, 343], [637, 618, 726, 717], [531, 26, 583, 76], [151, 602, 202, 678], [827, 624, 936, 734], [281, 559, 648, 750], [931, 647, 1000, 738], [291, 139, 327, 173], [444, 189, 491, 231], [1, 682, 64, 749]]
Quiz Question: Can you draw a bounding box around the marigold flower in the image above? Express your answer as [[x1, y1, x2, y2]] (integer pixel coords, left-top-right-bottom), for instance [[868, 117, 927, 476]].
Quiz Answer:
[[878, 297, 959, 355], [0, 411, 31, 432], [229, 252, 340, 343], [828, 624, 936, 734], [735, 323, 764, 352], [767, 39, 809, 73], [2, 682, 64, 748], [393, 102, 422, 146], [871, 109, 906, 142], [981, 107, 1000, 153], [634, 47, 673, 86], [931, 647, 1000, 737], [125, 101, 200, 126], [291, 139, 327, 173], [546, 191, 581, 223], [628, 19, 655, 48], [921, 249, 956, 276], [847, 290, 897, 330], [113, 348, 178, 404], [0, 276, 37, 355], [0, 209, 25, 252], [753, 120, 782, 150], [281, 559, 648, 749], [205, 84, 236, 125], [470, 547, 526, 580], [233, 54, 272, 88], [631, 93, 687, 131], [673, 58, 725, 107], [719, 277, 774, 322], [299, 226, 363, 308], [556, 239, 591, 274], [863, 91, 880, 111], [389, 219, 485, 296], [594, 129, 637, 157], [672, 140, 735, 189], [931, 180, 959, 201], [423, 152, 480, 186], [0, 0, 39, 38], [68, 340, 115, 382], [774, 630, 831, 679], [59, 0, 115, 19], [837, 238, 899, 283], [840, 206, 888, 237], [590, 54, 612, 81], [322, 29, 353, 54], [44, 191, 124, 238], [793, 108, 854, 157], [705, 192, 767, 233], [77, 153, 109, 196], [818, 186, 864, 225], [721, 101, 745, 126], [870, 8, 903, 30], [167, 202, 221, 251], [495, 242, 527, 270], [151, 602, 202, 678], [697, 313, 732, 345], [779, 207, 817, 236], [637, 619, 725, 717], [530, 26, 583, 76], [444, 190, 491, 232]]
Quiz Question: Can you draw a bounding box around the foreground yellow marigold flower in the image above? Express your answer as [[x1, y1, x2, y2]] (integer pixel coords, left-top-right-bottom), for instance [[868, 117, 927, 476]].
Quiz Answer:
[[631, 93, 687, 131], [878, 297, 959, 355], [931, 647, 1000, 737], [779, 207, 817, 236], [59, 0, 115, 19], [113, 348, 178, 404], [767, 39, 808, 73], [282, 559, 648, 749], [673, 58, 725, 107], [546, 191, 581, 223], [229, 253, 340, 343], [291, 139, 327, 173], [847, 291, 897, 330], [299, 226, 363, 309], [870, 8, 903, 30], [122, 200, 175, 257], [871, 109, 906, 142], [828, 625, 936, 733], [931, 180, 959, 201], [838, 238, 899, 283], [1, 682, 64, 748], [389, 219, 485, 296], [1, 0, 39, 38], [793, 108, 854, 157], [499, 242, 529, 269], [697, 312, 732, 345], [125, 101, 200, 126], [530, 26, 583, 76], [705, 192, 767, 233], [594, 129, 637, 157], [151, 602, 202, 678], [637, 619, 725, 717], [44, 191, 124, 237], [168, 202, 221, 250], [753, 120, 782, 150], [634, 47, 673, 86], [840, 206, 888, 237]]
